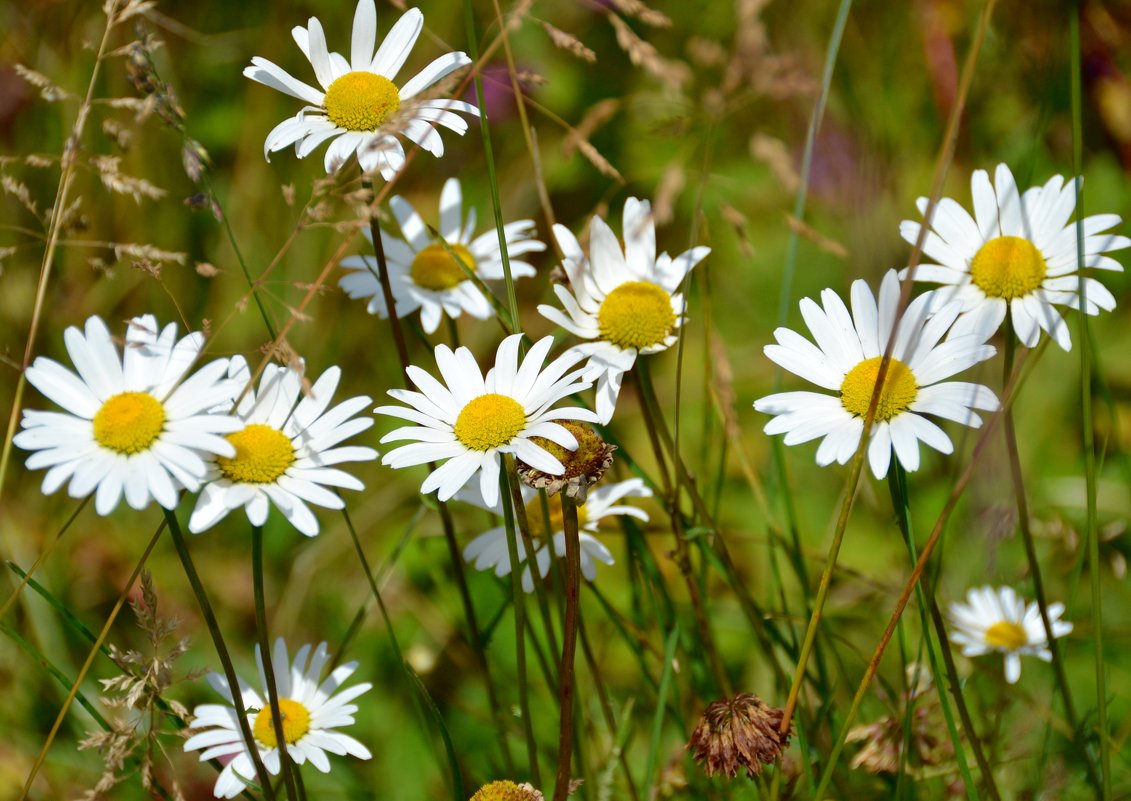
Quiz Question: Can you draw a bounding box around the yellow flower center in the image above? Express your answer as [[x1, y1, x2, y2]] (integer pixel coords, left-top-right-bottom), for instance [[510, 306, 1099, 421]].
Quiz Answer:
[[969, 236, 1047, 300], [217, 424, 296, 484], [410, 243, 476, 291], [597, 281, 676, 351], [983, 620, 1029, 651], [323, 71, 400, 132], [523, 495, 590, 541], [252, 698, 311, 748], [470, 781, 536, 801], [840, 356, 918, 422], [92, 392, 166, 455], [454, 394, 527, 451]]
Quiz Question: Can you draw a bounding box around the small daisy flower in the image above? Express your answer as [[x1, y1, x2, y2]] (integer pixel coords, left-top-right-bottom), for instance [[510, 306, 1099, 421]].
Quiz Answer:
[[900, 163, 1129, 350], [948, 585, 1072, 684], [754, 270, 1000, 480], [340, 177, 545, 333], [188, 359, 377, 537], [460, 477, 650, 592], [14, 315, 242, 515], [537, 197, 710, 424], [184, 639, 372, 799], [375, 334, 598, 508], [245, 0, 478, 177]]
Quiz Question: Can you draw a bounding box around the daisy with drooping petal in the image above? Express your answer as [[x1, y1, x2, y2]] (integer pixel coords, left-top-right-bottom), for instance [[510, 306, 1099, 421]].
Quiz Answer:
[[340, 177, 545, 333], [245, 0, 478, 177], [14, 315, 242, 516], [754, 270, 1000, 480], [459, 477, 651, 592], [537, 197, 710, 424], [900, 163, 1128, 350], [188, 359, 377, 537], [184, 639, 372, 799], [376, 334, 598, 508], [948, 585, 1072, 684]]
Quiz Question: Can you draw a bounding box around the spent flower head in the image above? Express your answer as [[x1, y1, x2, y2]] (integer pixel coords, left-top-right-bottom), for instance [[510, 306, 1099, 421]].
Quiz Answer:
[[687, 693, 791, 779]]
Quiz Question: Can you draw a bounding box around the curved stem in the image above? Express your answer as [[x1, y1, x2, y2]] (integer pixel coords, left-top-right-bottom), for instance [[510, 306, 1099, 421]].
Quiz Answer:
[[165, 510, 275, 798], [252, 526, 300, 801]]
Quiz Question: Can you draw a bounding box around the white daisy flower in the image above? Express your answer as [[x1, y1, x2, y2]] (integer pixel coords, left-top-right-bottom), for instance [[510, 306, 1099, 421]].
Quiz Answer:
[[754, 270, 1000, 480], [900, 163, 1129, 350], [188, 359, 377, 537], [375, 334, 598, 508], [459, 477, 651, 592], [14, 315, 242, 516], [184, 639, 372, 799], [245, 0, 479, 178], [948, 585, 1072, 684], [537, 197, 710, 424], [339, 177, 545, 333]]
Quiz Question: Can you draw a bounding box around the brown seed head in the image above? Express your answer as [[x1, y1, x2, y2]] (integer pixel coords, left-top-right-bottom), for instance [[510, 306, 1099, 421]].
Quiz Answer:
[[469, 781, 544, 801], [687, 693, 792, 779], [517, 421, 615, 502]]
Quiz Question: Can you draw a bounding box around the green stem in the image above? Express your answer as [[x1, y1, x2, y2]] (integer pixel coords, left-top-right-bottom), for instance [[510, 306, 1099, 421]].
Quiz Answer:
[[553, 496, 582, 801], [1002, 334, 1099, 790], [364, 181, 411, 379], [252, 526, 300, 801], [164, 509, 275, 800], [502, 454, 540, 786], [888, 464, 994, 801], [1069, 6, 1109, 796]]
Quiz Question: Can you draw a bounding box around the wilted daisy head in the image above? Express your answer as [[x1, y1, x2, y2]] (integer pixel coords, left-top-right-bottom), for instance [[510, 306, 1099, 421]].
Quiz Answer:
[[948, 585, 1072, 684], [376, 334, 598, 508], [470, 781, 544, 801], [245, 0, 478, 177], [339, 177, 545, 333], [901, 163, 1128, 351], [754, 270, 1000, 479], [14, 315, 243, 515], [184, 639, 371, 799], [537, 197, 710, 423], [516, 419, 615, 501], [188, 358, 377, 537], [687, 693, 791, 779], [459, 476, 650, 591]]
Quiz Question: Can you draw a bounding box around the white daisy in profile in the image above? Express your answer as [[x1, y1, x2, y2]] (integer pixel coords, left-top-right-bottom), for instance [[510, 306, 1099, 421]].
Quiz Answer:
[[245, 0, 478, 177], [754, 270, 1000, 480], [459, 477, 650, 592], [14, 315, 242, 516], [948, 585, 1072, 684], [188, 359, 377, 537], [184, 639, 372, 798], [376, 334, 598, 508], [340, 177, 545, 333], [537, 197, 710, 424], [900, 163, 1128, 350]]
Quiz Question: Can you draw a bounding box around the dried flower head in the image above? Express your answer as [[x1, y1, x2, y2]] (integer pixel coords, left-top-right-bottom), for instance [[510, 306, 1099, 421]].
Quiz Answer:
[[469, 780, 545, 801], [687, 693, 791, 779], [517, 420, 615, 501]]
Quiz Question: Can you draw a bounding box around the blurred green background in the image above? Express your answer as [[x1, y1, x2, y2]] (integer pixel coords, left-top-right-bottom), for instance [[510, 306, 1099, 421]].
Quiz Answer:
[[1, 0, 1129, 797]]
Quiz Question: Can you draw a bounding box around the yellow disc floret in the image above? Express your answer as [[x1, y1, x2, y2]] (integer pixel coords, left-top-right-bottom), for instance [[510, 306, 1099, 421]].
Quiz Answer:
[[253, 698, 311, 748], [597, 281, 676, 351], [840, 356, 918, 421], [969, 236, 1047, 300], [984, 620, 1029, 651], [469, 781, 538, 801], [92, 392, 166, 455], [454, 394, 526, 451], [410, 243, 476, 291], [323, 71, 400, 132], [217, 424, 296, 484]]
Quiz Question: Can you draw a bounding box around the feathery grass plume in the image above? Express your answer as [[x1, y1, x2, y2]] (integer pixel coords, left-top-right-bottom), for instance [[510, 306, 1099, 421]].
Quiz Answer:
[[77, 571, 192, 801], [687, 693, 791, 779], [539, 21, 597, 63]]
